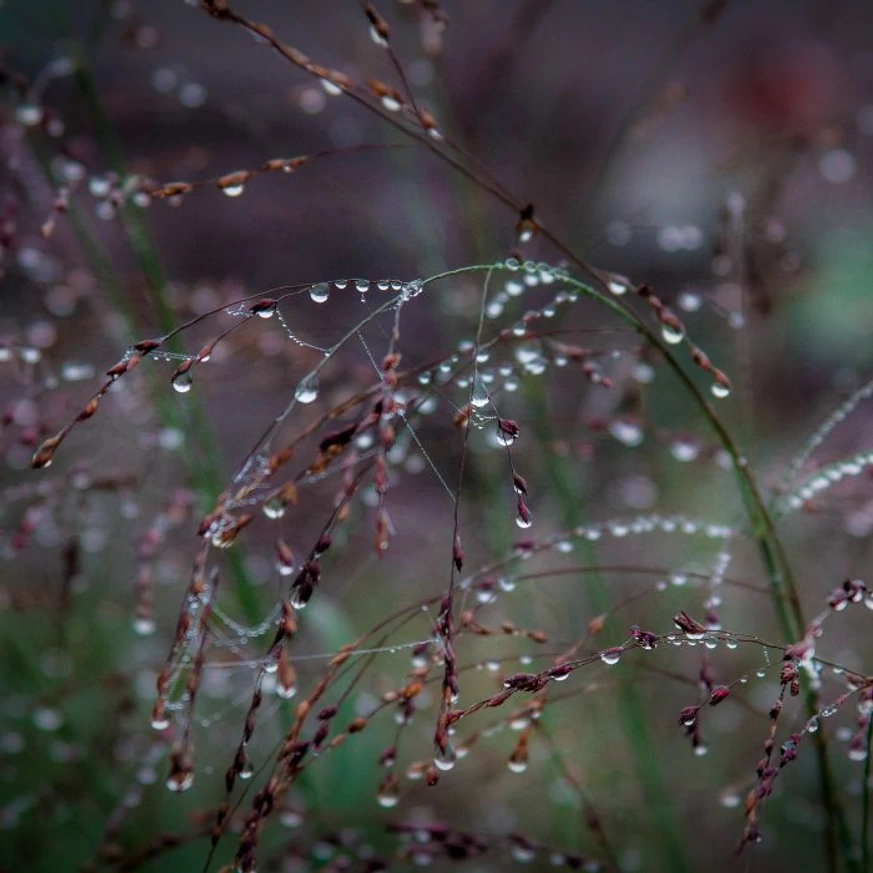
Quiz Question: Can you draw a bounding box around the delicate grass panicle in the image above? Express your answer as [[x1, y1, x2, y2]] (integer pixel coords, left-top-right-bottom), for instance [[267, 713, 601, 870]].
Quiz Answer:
[[3, 2, 873, 873]]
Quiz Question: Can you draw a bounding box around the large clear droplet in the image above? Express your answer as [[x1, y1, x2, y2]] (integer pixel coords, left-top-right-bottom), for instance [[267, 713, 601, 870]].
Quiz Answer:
[[17, 103, 44, 127], [661, 323, 685, 344], [470, 378, 489, 409], [309, 283, 330, 304], [376, 789, 399, 808], [433, 749, 457, 771], [295, 375, 319, 404], [172, 371, 193, 393], [609, 418, 644, 447], [263, 497, 286, 519], [600, 648, 622, 666]]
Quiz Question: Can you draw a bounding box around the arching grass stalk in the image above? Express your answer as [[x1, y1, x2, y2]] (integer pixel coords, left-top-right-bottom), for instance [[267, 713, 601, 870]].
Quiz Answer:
[[423, 262, 855, 873]]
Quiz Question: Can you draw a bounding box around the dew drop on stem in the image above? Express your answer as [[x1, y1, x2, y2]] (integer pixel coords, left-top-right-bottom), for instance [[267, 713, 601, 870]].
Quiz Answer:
[[309, 282, 330, 304], [171, 370, 193, 393], [600, 647, 622, 666], [295, 375, 319, 404], [661, 322, 685, 344]]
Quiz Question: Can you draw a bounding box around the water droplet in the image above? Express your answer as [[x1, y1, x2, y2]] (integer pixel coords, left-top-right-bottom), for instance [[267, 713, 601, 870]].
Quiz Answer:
[[321, 78, 343, 96], [515, 514, 532, 530], [133, 617, 155, 635], [263, 497, 286, 519], [514, 342, 540, 366], [355, 279, 370, 294], [295, 375, 319, 404], [670, 439, 699, 462], [165, 770, 194, 792], [172, 371, 193, 393], [600, 648, 622, 666], [223, 184, 245, 197], [661, 323, 685, 344], [16, 103, 44, 127], [254, 301, 276, 319], [433, 749, 457, 771], [470, 379, 489, 409], [510, 844, 536, 863], [238, 761, 254, 780], [711, 382, 731, 399], [678, 290, 702, 312], [376, 789, 399, 808], [308, 282, 330, 304], [609, 418, 644, 447], [369, 24, 388, 47], [507, 759, 528, 774], [289, 588, 310, 610], [276, 681, 297, 699]]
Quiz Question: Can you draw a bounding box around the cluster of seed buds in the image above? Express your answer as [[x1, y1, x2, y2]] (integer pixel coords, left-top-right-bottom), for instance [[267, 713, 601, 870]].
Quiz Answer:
[[676, 673, 731, 757], [162, 601, 213, 794], [546, 340, 615, 389], [370, 354, 402, 555], [646, 286, 730, 397], [434, 592, 460, 769], [289, 535, 331, 610], [218, 641, 369, 868], [739, 654, 803, 851], [826, 576, 870, 612], [140, 155, 309, 203], [151, 544, 213, 732], [459, 611, 548, 646], [31, 338, 163, 469], [199, 0, 446, 145], [224, 604, 299, 826], [847, 685, 873, 763], [594, 275, 732, 399], [499, 420, 534, 530]]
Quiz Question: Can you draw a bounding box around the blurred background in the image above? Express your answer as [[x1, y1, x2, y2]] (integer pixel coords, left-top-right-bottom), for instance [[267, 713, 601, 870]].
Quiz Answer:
[[3, 1, 873, 871]]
